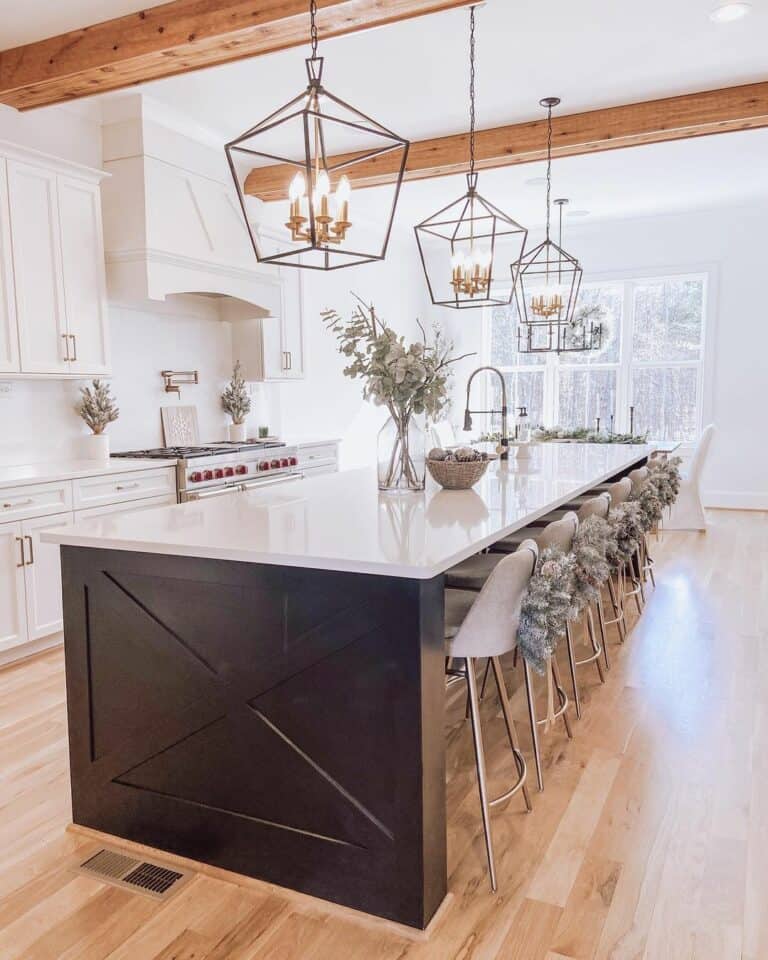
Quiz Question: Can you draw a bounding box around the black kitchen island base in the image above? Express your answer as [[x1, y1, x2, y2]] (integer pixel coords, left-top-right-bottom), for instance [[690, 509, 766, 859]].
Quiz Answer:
[[61, 547, 447, 929]]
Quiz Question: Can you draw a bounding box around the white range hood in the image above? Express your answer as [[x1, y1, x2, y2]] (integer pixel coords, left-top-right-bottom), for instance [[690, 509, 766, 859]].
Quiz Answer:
[[100, 95, 281, 311]]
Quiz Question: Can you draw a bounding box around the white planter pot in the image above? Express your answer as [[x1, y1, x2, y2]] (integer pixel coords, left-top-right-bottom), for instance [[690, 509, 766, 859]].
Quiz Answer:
[[228, 422, 247, 442], [82, 433, 110, 461]]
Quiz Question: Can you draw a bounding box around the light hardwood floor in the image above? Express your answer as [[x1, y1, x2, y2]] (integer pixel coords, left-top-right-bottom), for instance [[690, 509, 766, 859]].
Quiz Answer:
[[1, 510, 766, 959]]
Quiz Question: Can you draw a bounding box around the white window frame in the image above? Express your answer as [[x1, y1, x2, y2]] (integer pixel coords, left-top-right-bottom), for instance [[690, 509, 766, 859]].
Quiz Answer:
[[481, 264, 717, 450]]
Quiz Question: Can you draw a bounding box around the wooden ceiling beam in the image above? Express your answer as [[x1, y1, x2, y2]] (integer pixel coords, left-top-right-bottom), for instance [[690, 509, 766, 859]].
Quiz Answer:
[[0, 0, 473, 111], [243, 80, 768, 201]]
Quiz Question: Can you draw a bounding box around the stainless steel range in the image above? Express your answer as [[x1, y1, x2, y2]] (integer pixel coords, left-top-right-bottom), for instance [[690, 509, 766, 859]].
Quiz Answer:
[[112, 441, 301, 502]]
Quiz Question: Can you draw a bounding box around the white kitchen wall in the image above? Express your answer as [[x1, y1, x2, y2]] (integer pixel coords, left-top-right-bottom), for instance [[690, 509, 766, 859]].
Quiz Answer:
[[0, 296, 238, 463], [438, 200, 768, 509]]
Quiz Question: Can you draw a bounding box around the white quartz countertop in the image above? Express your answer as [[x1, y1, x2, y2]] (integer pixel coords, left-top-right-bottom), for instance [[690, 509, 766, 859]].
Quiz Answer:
[[0, 458, 177, 490], [43, 443, 652, 579]]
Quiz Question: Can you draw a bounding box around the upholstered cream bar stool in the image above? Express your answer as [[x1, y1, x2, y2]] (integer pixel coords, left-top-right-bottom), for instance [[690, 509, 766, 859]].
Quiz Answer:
[[445, 539, 574, 793], [443, 544, 537, 890]]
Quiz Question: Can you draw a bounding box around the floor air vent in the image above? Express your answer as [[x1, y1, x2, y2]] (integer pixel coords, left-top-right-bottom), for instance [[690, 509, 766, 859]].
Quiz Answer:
[[78, 847, 192, 899]]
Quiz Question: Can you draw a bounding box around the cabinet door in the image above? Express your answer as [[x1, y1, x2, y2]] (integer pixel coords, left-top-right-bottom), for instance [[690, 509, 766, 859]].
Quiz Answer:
[[7, 160, 69, 374], [58, 176, 110, 375], [21, 511, 72, 641], [0, 520, 27, 654], [0, 162, 20, 373], [279, 270, 304, 379], [261, 314, 286, 380]]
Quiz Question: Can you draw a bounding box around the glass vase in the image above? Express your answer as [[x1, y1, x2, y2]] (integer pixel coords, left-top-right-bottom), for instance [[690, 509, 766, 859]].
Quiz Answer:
[[377, 410, 426, 493]]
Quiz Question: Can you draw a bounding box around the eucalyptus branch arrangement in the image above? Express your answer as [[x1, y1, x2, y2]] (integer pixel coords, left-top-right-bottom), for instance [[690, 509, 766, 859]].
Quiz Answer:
[[75, 379, 119, 435], [221, 361, 251, 425], [322, 295, 474, 487], [322, 296, 472, 418]]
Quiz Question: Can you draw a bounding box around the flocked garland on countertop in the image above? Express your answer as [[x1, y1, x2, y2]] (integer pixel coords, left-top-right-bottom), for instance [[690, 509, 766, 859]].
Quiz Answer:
[[478, 426, 650, 445]]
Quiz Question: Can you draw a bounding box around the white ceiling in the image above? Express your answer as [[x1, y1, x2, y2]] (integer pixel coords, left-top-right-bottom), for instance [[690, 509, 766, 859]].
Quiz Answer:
[[132, 0, 765, 143], [3, 0, 767, 224]]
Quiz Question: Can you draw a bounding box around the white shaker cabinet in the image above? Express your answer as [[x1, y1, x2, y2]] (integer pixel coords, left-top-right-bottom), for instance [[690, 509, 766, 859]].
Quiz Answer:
[[2, 146, 110, 378], [7, 159, 69, 374], [0, 163, 19, 373], [255, 229, 305, 380], [0, 521, 27, 654], [58, 176, 110, 375], [20, 511, 73, 642]]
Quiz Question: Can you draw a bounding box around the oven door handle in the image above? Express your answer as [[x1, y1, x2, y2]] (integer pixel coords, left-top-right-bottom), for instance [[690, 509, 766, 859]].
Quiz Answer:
[[184, 486, 235, 501], [239, 471, 304, 491], [185, 472, 304, 501]]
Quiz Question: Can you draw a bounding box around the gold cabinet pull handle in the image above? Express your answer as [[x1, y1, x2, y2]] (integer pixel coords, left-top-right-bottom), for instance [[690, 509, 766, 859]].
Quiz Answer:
[[61, 333, 70, 361], [115, 482, 141, 491], [15, 536, 24, 568], [3, 498, 33, 509], [69, 334, 77, 361], [24, 535, 34, 565]]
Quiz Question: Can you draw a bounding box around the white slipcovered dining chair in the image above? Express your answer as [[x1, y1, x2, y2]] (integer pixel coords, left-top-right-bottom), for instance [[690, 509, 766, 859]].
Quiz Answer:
[[665, 424, 715, 531], [444, 542, 537, 890]]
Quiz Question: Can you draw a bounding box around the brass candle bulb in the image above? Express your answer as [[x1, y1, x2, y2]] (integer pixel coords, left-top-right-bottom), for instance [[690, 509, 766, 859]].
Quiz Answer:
[[285, 170, 352, 245], [530, 292, 564, 318], [450, 247, 491, 297]]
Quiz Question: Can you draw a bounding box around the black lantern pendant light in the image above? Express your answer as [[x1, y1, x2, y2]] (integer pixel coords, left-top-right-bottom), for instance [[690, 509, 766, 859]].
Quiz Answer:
[[414, 5, 527, 309], [225, 0, 410, 271], [513, 98, 600, 353]]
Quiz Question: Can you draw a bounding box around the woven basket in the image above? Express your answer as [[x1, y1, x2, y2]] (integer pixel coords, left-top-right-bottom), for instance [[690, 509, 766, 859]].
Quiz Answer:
[[427, 457, 489, 490]]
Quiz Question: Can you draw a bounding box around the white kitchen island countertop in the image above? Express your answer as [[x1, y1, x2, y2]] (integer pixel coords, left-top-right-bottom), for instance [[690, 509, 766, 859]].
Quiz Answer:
[[0, 457, 177, 490], [43, 443, 653, 579]]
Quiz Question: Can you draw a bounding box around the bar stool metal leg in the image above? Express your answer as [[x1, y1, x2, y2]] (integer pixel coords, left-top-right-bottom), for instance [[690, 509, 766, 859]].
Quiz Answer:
[[565, 622, 582, 719], [465, 657, 497, 890], [572, 608, 607, 684], [595, 594, 611, 671], [605, 575, 627, 642], [523, 657, 572, 792], [490, 657, 532, 813]]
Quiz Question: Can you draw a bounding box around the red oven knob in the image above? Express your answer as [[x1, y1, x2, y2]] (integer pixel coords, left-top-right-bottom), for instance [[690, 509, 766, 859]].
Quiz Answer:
[[289, 456, 297, 466], [280, 458, 289, 467], [203, 470, 213, 481], [224, 467, 234, 477], [270, 459, 280, 469], [236, 464, 248, 475], [190, 471, 202, 483], [214, 468, 224, 479], [259, 461, 270, 471]]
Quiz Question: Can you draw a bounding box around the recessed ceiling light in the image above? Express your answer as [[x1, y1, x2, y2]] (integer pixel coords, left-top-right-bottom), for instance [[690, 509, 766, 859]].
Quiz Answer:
[[709, 2, 752, 22], [524, 176, 547, 187], [567, 209, 590, 217]]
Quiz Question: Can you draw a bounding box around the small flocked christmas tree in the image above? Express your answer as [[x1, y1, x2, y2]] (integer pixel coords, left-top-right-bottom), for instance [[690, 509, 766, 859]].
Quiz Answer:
[[75, 379, 119, 435], [221, 361, 251, 425]]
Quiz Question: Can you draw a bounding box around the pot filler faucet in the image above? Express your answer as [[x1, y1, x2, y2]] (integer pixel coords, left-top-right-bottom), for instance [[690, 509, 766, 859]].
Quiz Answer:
[[463, 365, 510, 459]]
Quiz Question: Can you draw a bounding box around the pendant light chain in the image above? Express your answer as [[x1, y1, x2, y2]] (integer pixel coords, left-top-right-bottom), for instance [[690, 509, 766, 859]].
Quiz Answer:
[[309, 0, 319, 59], [468, 4, 477, 179], [545, 102, 552, 242]]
